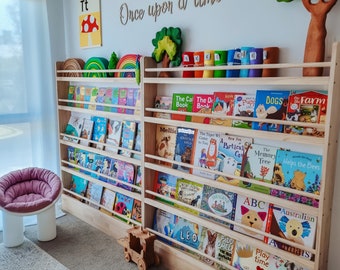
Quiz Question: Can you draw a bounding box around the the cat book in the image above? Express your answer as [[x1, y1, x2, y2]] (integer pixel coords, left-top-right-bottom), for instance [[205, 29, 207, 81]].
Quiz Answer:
[[155, 124, 177, 167], [79, 118, 94, 146], [153, 95, 172, 119], [63, 114, 84, 143], [116, 160, 135, 191], [85, 181, 104, 209], [270, 149, 322, 207], [119, 120, 137, 157], [131, 199, 142, 223], [105, 119, 122, 154], [191, 129, 222, 180], [100, 188, 116, 215], [173, 216, 203, 250], [199, 185, 237, 228], [91, 116, 108, 150], [113, 192, 134, 220], [173, 127, 195, 172], [265, 204, 317, 260], [103, 87, 113, 112], [118, 88, 127, 114], [239, 143, 279, 194], [88, 87, 98, 110], [232, 94, 256, 129], [153, 208, 177, 242], [95, 87, 106, 111], [70, 175, 88, 199], [191, 94, 214, 124], [171, 93, 194, 122], [153, 171, 177, 203], [233, 194, 271, 241], [252, 90, 290, 132], [284, 90, 328, 137]]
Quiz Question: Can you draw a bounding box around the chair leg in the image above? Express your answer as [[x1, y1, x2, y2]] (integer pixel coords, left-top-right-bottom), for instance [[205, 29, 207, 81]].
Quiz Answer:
[[37, 205, 57, 241], [2, 211, 24, 247]]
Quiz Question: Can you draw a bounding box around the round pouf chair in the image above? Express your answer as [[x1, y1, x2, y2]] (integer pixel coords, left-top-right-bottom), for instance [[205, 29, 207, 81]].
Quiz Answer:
[[0, 167, 62, 247]]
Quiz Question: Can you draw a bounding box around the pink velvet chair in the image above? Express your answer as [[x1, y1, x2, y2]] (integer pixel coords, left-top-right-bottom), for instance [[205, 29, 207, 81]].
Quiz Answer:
[[0, 167, 62, 247]]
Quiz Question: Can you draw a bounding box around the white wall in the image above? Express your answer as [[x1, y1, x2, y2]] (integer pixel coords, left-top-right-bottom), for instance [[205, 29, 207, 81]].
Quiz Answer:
[[60, 0, 340, 268]]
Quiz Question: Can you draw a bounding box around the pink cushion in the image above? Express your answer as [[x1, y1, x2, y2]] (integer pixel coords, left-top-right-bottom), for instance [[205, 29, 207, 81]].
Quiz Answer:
[[0, 167, 62, 213]]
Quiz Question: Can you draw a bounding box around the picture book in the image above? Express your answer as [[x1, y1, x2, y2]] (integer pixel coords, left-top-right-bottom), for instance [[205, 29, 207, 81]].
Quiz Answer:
[[76, 149, 88, 171], [191, 94, 214, 124], [199, 185, 237, 228], [270, 149, 322, 207], [67, 146, 77, 168], [103, 87, 113, 112], [63, 114, 84, 143], [171, 93, 194, 122], [95, 87, 106, 111], [98, 156, 113, 183], [85, 181, 104, 209], [79, 118, 94, 146], [134, 165, 142, 193], [172, 216, 203, 250], [126, 88, 136, 114], [84, 86, 92, 109], [232, 94, 256, 129], [239, 143, 279, 194], [173, 127, 195, 172], [90, 154, 104, 180], [268, 254, 309, 270], [153, 171, 177, 203], [216, 134, 252, 185], [88, 87, 98, 110], [91, 116, 108, 150], [108, 159, 119, 186], [265, 204, 317, 260], [132, 122, 141, 159], [75, 85, 85, 108], [198, 228, 219, 267], [252, 90, 290, 132], [84, 152, 96, 175], [114, 192, 134, 219], [111, 88, 119, 113], [284, 90, 328, 137], [131, 199, 142, 223], [119, 120, 137, 157], [100, 188, 116, 212], [215, 234, 235, 269], [118, 88, 127, 113], [153, 208, 177, 241], [155, 124, 177, 167], [175, 178, 204, 215], [231, 241, 270, 270], [233, 194, 271, 240], [211, 92, 242, 127], [67, 85, 75, 106], [70, 175, 88, 198], [116, 160, 135, 191], [105, 119, 122, 154], [191, 129, 222, 180], [133, 89, 141, 115], [153, 95, 172, 119]]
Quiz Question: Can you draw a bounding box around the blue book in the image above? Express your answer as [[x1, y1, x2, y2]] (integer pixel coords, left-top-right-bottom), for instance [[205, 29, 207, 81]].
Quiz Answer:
[[173, 127, 195, 172], [173, 216, 202, 250], [70, 175, 88, 197], [91, 116, 108, 150]]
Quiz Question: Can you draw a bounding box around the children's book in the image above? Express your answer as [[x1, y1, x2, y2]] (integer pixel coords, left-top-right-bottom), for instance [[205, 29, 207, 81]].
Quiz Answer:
[[88, 87, 98, 110], [153, 95, 172, 119], [215, 234, 235, 269], [75, 86, 85, 108], [265, 204, 317, 260], [103, 87, 113, 112], [105, 119, 122, 154], [171, 93, 194, 121], [131, 199, 142, 223], [90, 154, 104, 180], [91, 116, 108, 150], [132, 122, 141, 159], [191, 94, 214, 124], [268, 254, 309, 270], [252, 90, 290, 132], [79, 118, 94, 146], [84, 152, 96, 175], [270, 149, 322, 207], [114, 192, 134, 220], [233, 194, 271, 240], [70, 175, 88, 198], [232, 94, 256, 129], [239, 143, 279, 194], [84, 87, 92, 109], [284, 90, 328, 137], [199, 185, 237, 228], [155, 124, 177, 167], [153, 208, 177, 241], [67, 146, 77, 168], [173, 127, 195, 172], [134, 165, 142, 193], [67, 85, 75, 106], [85, 181, 104, 209], [118, 88, 128, 113], [63, 114, 84, 143], [198, 228, 219, 267], [172, 216, 202, 250], [96, 87, 106, 111], [133, 89, 141, 115], [119, 120, 137, 157], [100, 188, 116, 214], [153, 171, 177, 203], [126, 88, 136, 114], [98, 156, 113, 183], [111, 88, 119, 113], [116, 160, 135, 191]]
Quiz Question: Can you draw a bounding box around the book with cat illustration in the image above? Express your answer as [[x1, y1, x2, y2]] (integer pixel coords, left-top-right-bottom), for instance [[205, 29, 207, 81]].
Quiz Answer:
[[171, 93, 194, 121]]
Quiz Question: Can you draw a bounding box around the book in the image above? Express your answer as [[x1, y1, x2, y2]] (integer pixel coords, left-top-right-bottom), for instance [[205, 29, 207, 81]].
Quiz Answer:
[[88, 87, 98, 110], [84, 152, 96, 174], [96, 87, 106, 111], [63, 114, 84, 143], [111, 88, 119, 113], [105, 119, 122, 154], [116, 160, 135, 191], [153, 171, 177, 203], [91, 116, 108, 150], [132, 122, 142, 159], [100, 188, 116, 214], [232, 94, 256, 129], [173, 216, 203, 250], [114, 192, 134, 220], [131, 199, 142, 223], [155, 124, 177, 167], [84, 86, 92, 109], [233, 194, 271, 241], [284, 90, 328, 137], [198, 228, 219, 267], [265, 204, 317, 260], [133, 89, 141, 115], [134, 165, 142, 193], [126, 88, 136, 114], [239, 143, 279, 194], [153, 208, 177, 240], [70, 175, 88, 198], [79, 118, 94, 146], [252, 90, 290, 132], [75, 86, 85, 108], [118, 88, 128, 113], [173, 127, 195, 172], [85, 181, 104, 209], [215, 234, 235, 269], [270, 149, 322, 207], [119, 120, 137, 157], [90, 154, 104, 180], [191, 94, 214, 124], [67, 146, 77, 168], [171, 93, 194, 121], [268, 254, 309, 270], [98, 156, 113, 183], [153, 95, 172, 119], [103, 87, 113, 112], [67, 85, 75, 106]]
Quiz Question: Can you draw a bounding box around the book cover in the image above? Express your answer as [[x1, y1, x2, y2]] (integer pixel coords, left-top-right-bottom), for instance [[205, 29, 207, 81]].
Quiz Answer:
[[105, 119, 122, 154], [76, 149, 88, 172], [134, 165, 142, 193], [91, 116, 108, 150], [118, 88, 127, 113], [199, 185, 237, 228], [233, 194, 271, 240], [63, 114, 84, 143], [75, 85, 85, 108], [84, 86, 92, 109], [114, 192, 134, 219], [96, 87, 106, 111], [119, 120, 137, 157], [252, 90, 290, 132], [191, 94, 214, 124], [239, 143, 279, 194], [270, 149, 322, 207], [171, 93, 194, 121], [131, 199, 142, 223], [173, 127, 195, 172], [111, 88, 119, 113], [173, 216, 202, 250], [132, 122, 142, 159], [232, 94, 256, 129], [84, 152, 96, 175], [103, 87, 112, 112], [126, 88, 135, 114], [70, 175, 88, 198], [67, 146, 77, 168], [67, 85, 75, 106], [215, 233, 235, 269], [268, 254, 308, 270], [265, 204, 317, 260], [85, 181, 104, 209], [284, 90, 328, 137], [155, 124, 177, 167], [116, 160, 135, 191], [98, 156, 113, 183], [154, 95, 172, 119], [133, 89, 141, 115], [90, 154, 104, 180], [88, 87, 98, 110], [79, 118, 94, 146], [100, 188, 116, 212], [191, 130, 221, 180], [153, 171, 177, 203], [153, 208, 177, 240], [198, 228, 219, 267]]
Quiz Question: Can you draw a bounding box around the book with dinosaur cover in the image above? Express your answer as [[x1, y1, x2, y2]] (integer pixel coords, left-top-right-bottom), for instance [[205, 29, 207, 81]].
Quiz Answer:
[[171, 93, 194, 121], [155, 124, 177, 167], [191, 94, 214, 124], [173, 127, 195, 172]]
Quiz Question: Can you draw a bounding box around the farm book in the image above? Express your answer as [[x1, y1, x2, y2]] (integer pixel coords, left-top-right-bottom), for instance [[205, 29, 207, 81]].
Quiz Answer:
[[105, 119, 122, 154], [79, 118, 94, 146], [233, 194, 271, 241], [155, 124, 177, 167], [239, 143, 279, 194], [232, 94, 256, 129], [114, 192, 134, 220], [70, 175, 88, 199], [265, 204, 317, 260], [284, 90, 328, 137], [191, 94, 214, 124], [119, 120, 137, 157], [153, 171, 177, 203], [199, 185, 237, 228], [63, 114, 84, 143], [153, 95, 172, 119], [171, 93, 194, 122], [252, 90, 290, 132], [270, 149, 322, 207], [173, 216, 203, 250], [91, 116, 108, 150], [173, 127, 195, 172]]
